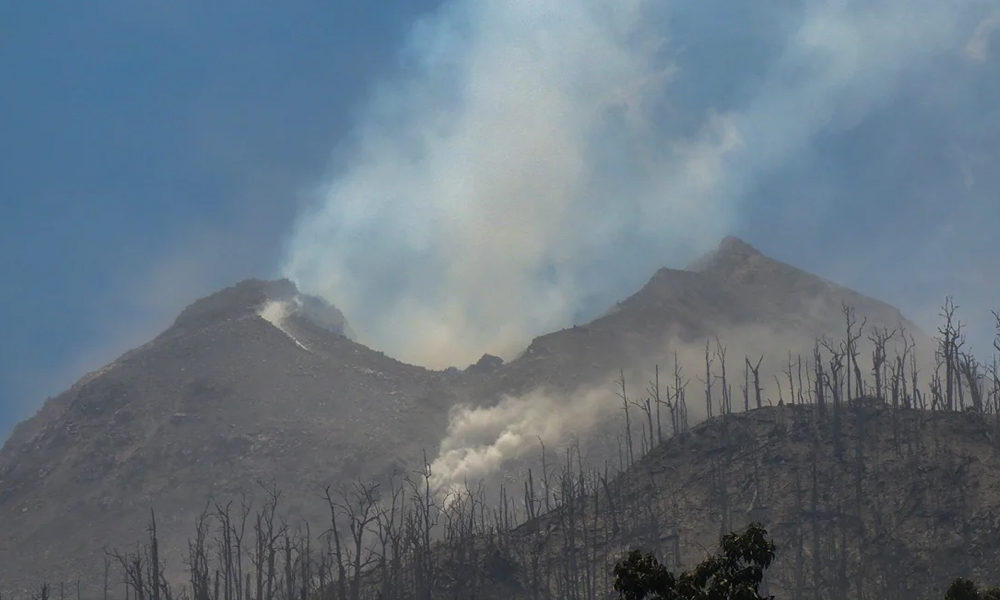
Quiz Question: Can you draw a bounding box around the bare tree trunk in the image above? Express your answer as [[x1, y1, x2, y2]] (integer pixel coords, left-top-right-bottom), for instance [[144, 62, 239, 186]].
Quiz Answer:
[[148, 510, 161, 600], [649, 365, 664, 446], [938, 297, 964, 411], [104, 555, 111, 600], [842, 304, 867, 401], [747, 356, 764, 410], [617, 370, 635, 467], [703, 341, 714, 419], [716, 340, 731, 415], [323, 487, 348, 600]]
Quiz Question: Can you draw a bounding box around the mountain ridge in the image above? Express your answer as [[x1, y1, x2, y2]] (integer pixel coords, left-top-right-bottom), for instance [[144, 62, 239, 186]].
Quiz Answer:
[[0, 235, 938, 594]]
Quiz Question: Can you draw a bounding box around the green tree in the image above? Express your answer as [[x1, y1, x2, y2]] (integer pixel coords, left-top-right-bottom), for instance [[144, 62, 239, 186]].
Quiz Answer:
[[613, 522, 776, 600], [945, 578, 1000, 600]]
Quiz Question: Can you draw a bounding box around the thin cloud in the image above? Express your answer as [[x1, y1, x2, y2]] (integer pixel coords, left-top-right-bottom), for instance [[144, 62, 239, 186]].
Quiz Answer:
[[966, 12, 1000, 61]]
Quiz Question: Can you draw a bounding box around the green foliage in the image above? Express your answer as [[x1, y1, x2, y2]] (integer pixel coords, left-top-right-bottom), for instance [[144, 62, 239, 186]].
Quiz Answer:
[[613, 523, 776, 600], [946, 578, 1000, 600]]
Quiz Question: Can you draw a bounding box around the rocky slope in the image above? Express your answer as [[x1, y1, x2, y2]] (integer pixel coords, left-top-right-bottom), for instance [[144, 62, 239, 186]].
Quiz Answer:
[[474, 236, 929, 402], [0, 280, 457, 593], [0, 237, 937, 594], [509, 402, 1000, 600]]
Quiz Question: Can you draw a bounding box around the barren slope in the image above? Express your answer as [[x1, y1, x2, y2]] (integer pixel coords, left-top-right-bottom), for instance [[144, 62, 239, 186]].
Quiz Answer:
[[474, 236, 930, 403], [511, 403, 1000, 600], [0, 237, 938, 595], [0, 280, 457, 593]]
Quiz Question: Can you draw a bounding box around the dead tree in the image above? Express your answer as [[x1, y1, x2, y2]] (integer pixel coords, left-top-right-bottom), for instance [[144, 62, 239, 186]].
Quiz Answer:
[[342, 481, 381, 600], [187, 504, 213, 600], [297, 523, 313, 600], [30, 584, 50, 600], [742, 358, 750, 413], [407, 451, 440, 600], [910, 341, 925, 411], [990, 310, 1000, 450], [959, 351, 985, 413], [280, 525, 295, 600], [110, 540, 147, 600], [374, 474, 406, 599], [747, 356, 764, 410], [715, 339, 732, 416], [868, 327, 896, 402], [821, 337, 846, 459], [617, 370, 635, 467], [842, 305, 867, 401], [249, 484, 284, 600], [539, 438, 553, 513], [814, 342, 827, 420], [937, 298, 964, 411], [104, 555, 111, 600], [147, 511, 161, 600], [523, 468, 539, 524], [648, 365, 664, 446], [784, 352, 798, 408], [701, 341, 715, 419], [674, 352, 690, 433], [629, 387, 655, 457]]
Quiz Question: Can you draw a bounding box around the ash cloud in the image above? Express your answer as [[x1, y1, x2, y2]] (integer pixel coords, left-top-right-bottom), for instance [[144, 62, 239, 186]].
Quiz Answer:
[[282, 0, 997, 369]]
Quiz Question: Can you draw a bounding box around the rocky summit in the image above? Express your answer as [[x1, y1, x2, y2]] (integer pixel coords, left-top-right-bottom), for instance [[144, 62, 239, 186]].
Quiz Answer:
[[0, 237, 955, 597], [0, 279, 458, 593]]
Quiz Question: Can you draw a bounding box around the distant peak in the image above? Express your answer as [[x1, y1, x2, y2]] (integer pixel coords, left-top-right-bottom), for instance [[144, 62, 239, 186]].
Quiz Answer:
[[466, 353, 504, 374], [717, 235, 761, 257], [686, 235, 762, 273], [171, 279, 353, 339], [172, 279, 297, 330]]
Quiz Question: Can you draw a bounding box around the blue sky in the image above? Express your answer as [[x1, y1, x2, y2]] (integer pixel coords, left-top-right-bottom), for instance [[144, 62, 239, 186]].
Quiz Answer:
[[0, 1, 437, 436], [2, 1, 999, 440]]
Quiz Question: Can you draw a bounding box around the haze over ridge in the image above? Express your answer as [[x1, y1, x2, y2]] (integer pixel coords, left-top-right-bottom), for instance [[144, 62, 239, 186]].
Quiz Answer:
[[281, 0, 1000, 369], [2, 0, 999, 439]]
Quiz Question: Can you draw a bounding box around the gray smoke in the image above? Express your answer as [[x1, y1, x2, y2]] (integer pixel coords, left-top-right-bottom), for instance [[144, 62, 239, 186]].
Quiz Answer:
[[282, 0, 996, 369]]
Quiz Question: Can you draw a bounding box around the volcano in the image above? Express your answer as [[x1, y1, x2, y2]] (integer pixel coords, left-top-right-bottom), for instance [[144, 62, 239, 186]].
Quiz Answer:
[[0, 237, 932, 594]]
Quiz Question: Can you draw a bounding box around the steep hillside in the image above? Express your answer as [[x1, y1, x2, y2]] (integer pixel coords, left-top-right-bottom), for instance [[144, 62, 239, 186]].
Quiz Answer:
[[508, 402, 1000, 600], [450, 237, 935, 497], [0, 280, 457, 593], [0, 237, 942, 596], [474, 236, 930, 402]]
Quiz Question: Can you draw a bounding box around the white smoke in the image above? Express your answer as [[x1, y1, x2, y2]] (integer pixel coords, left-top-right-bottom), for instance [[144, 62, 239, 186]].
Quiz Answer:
[[282, 0, 731, 368], [282, 0, 995, 369], [258, 300, 312, 352], [428, 386, 615, 496], [426, 318, 940, 494]]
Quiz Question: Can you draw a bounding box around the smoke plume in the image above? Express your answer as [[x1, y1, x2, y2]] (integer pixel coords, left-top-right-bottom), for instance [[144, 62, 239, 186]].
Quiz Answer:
[[428, 385, 615, 497], [426, 320, 934, 495], [282, 0, 995, 369]]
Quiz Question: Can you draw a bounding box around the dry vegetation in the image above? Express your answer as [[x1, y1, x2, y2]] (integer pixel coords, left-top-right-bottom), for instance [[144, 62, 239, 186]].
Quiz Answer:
[[7, 301, 1000, 600]]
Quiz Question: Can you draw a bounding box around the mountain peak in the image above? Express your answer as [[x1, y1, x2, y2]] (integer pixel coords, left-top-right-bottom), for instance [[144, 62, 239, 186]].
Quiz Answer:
[[171, 279, 297, 331], [171, 278, 354, 339], [716, 235, 761, 258], [685, 235, 762, 274], [0, 239, 933, 594]]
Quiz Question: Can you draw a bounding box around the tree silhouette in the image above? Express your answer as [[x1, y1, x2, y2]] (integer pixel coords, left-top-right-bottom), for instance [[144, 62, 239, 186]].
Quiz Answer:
[[613, 523, 775, 600], [945, 578, 1000, 600]]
